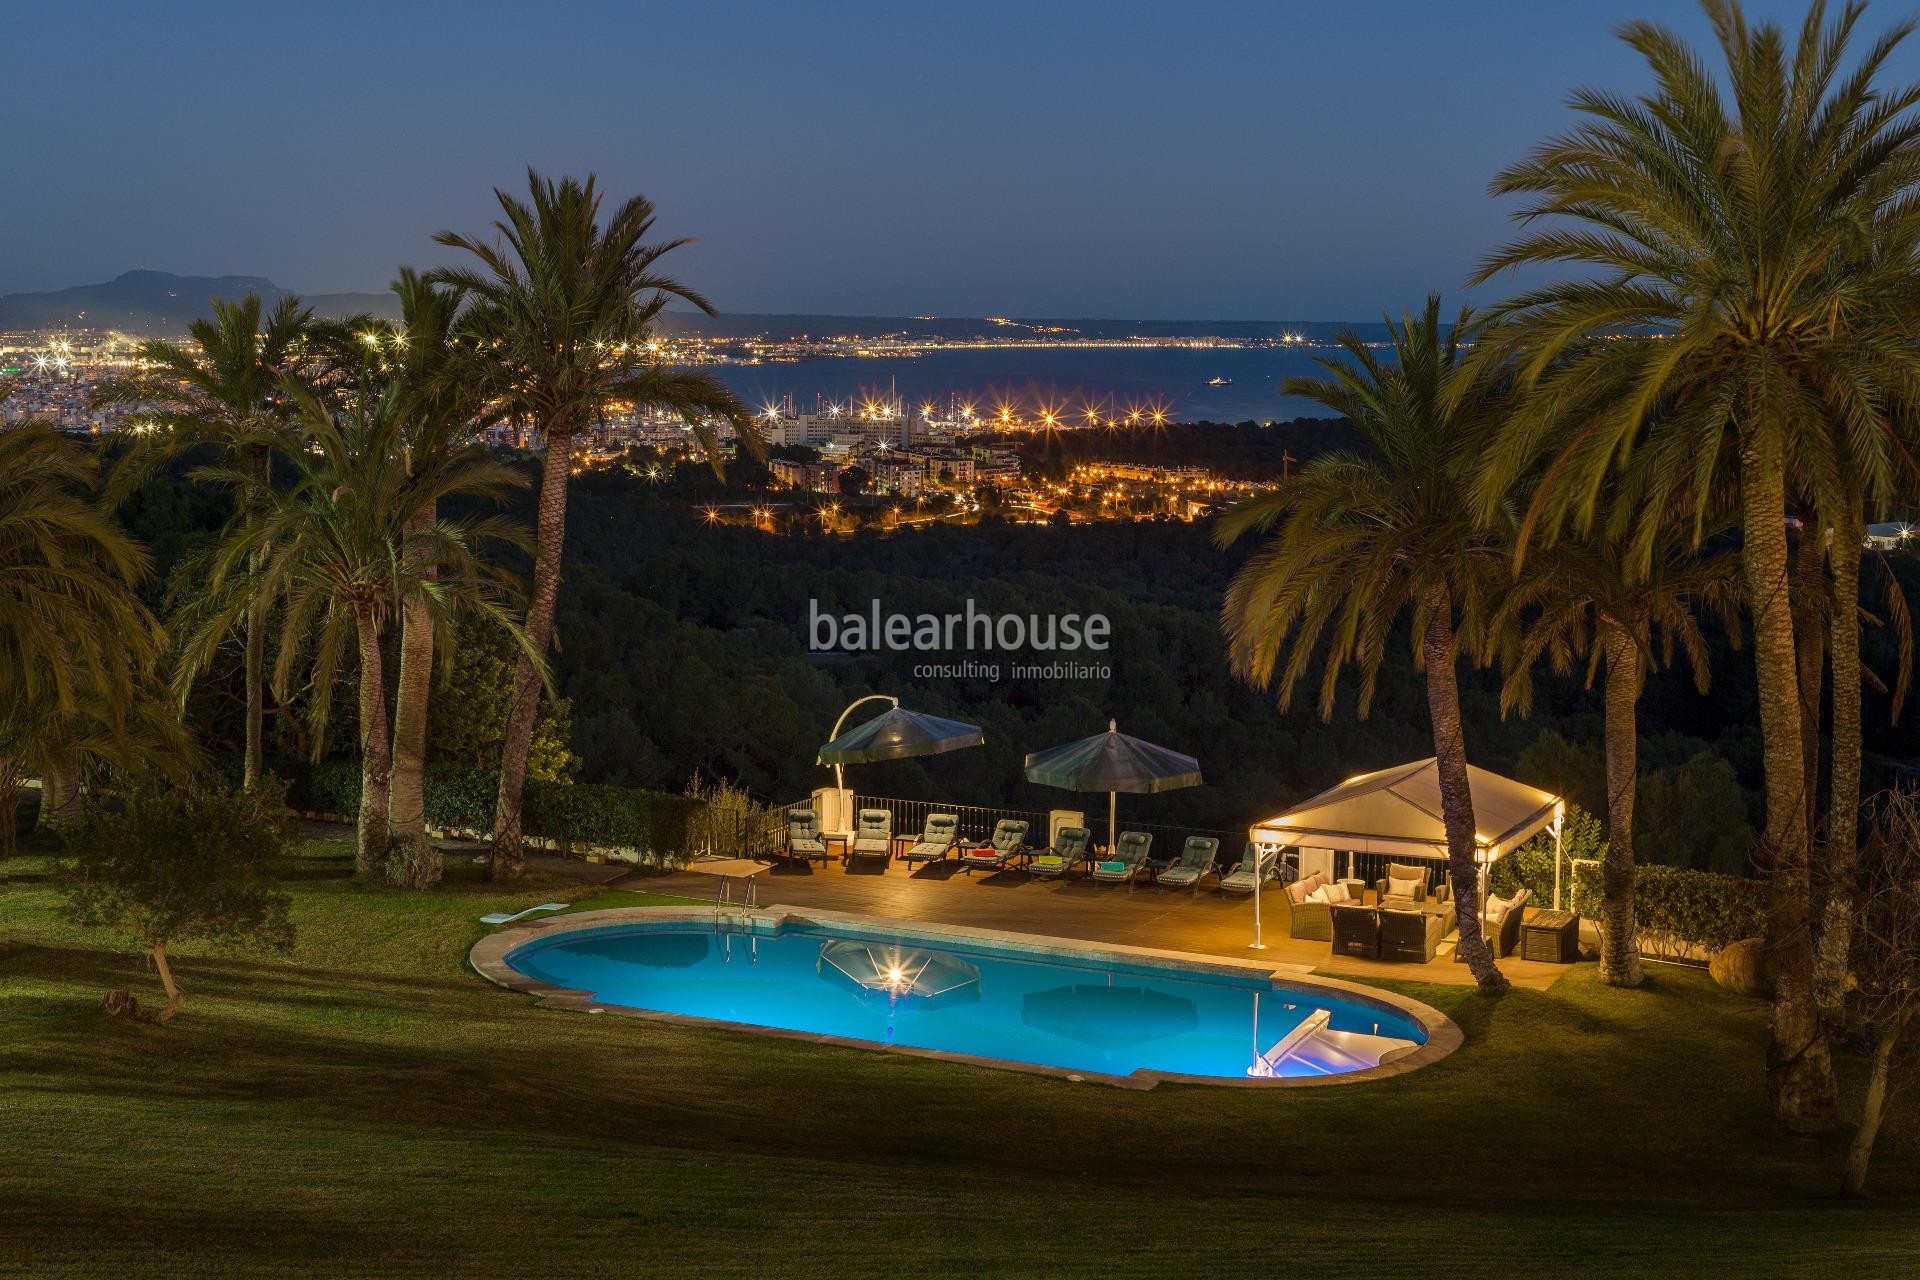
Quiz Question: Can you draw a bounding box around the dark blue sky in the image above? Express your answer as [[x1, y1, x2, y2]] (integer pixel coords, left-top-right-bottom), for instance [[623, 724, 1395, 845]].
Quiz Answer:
[[9, 0, 1915, 318]]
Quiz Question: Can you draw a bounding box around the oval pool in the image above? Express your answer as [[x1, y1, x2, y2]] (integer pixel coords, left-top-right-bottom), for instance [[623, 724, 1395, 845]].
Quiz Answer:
[[479, 910, 1453, 1086]]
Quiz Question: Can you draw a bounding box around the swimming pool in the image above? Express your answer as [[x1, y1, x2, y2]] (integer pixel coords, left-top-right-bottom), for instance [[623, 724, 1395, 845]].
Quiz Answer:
[[477, 909, 1454, 1087]]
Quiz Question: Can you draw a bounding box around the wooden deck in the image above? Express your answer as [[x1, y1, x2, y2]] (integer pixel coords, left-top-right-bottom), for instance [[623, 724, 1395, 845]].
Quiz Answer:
[[634, 856, 1575, 991]]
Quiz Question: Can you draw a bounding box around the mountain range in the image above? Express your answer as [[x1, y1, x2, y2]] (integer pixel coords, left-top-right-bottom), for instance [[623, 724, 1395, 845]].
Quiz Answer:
[[0, 270, 400, 332]]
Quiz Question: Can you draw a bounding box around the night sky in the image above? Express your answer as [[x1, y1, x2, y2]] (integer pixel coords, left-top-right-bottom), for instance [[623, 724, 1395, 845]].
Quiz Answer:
[[9, 0, 1916, 318]]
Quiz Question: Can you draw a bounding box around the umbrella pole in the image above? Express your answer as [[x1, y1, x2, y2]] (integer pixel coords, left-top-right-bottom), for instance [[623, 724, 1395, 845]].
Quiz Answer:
[[1108, 791, 1116, 854]]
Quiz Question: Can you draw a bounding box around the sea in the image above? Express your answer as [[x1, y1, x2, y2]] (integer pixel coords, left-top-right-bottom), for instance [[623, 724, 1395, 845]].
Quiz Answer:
[[671, 315, 1395, 425]]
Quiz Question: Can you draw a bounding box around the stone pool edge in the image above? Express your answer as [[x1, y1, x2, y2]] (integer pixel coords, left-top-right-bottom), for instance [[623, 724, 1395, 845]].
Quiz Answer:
[[468, 905, 1463, 1090]]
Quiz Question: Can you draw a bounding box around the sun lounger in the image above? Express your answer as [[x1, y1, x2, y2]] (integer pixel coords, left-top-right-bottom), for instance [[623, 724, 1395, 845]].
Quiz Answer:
[[781, 807, 831, 866], [1091, 831, 1152, 884], [901, 813, 960, 864], [958, 819, 1029, 874], [1217, 841, 1279, 893], [847, 808, 895, 865], [1154, 836, 1219, 890], [1027, 826, 1091, 878]]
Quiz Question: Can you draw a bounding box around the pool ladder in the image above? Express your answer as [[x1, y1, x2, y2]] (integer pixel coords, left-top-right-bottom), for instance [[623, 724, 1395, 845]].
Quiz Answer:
[[714, 874, 759, 964]]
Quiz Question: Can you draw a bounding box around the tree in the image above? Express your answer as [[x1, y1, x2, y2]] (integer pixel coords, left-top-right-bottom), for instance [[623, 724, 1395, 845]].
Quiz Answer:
[[838, 466, 871, 497], [312, 270, 503, 847], [430, 169, 760, 880], [177, 380, 530, 878], [1469, 0, 1920, 1128], [429, 614, 576, 784], [1496, 501, 1742, 986], [1216, 296, 1514, 992], [61, 779, 295, 1022], [91, 295, 313, 789], [0, 423, 166, 856], [1841, 787, 1920, 1195]]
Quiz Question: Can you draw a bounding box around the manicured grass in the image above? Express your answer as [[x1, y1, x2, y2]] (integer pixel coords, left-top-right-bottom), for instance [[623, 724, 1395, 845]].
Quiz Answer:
[[2, 838, 1916, 1278]]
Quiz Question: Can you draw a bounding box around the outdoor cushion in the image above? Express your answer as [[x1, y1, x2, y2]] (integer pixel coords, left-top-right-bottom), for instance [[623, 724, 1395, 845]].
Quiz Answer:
[[1388, 875, 1422, 898], [1486, 890, 1515, 921], [1099, 860, 1126, 873], [1307, 885, 1331, 904], [1288, 873, 1327, 905], [1032, 855, 1063, 867], [1324, 881, 1351, 903]]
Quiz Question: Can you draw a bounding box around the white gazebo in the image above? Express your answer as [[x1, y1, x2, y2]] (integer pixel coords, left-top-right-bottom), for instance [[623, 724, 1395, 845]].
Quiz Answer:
[[1243, 759, 1565, 948]]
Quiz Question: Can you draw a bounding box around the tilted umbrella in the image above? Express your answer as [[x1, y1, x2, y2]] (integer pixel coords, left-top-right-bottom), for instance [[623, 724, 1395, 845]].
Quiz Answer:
[[817, 696, 984, 792], [1024, 720, 1202, 851], [818, 940, 981, 1007]]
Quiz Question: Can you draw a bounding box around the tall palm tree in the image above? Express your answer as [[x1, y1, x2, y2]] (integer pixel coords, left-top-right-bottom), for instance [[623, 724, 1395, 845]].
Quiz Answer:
[[312, 271, 504, 846], [92, 294, 314, 787], [1496, 490, 1743, 987], [0, 420, 166, 856], [1468, 0, 1920, 1129], [430, 169, 760, 880], [178, 381, 530, 876], [1217, 296, 1513, 992]]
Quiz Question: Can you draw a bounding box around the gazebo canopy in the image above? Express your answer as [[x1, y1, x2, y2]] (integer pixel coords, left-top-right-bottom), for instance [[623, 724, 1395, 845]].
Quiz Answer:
[[1248, 758, 1560, 862]]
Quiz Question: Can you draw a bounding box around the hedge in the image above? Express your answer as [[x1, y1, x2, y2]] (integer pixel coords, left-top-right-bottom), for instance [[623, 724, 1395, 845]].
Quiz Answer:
[[1566, 859, 1769, 960], [290, 760, 707, 869]]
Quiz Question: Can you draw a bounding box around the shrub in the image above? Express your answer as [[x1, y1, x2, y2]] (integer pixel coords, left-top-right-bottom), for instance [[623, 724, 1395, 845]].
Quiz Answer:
[[1564, 859, 1767, 960], [293, 758, 753, 870], [60, 779, 297, 1021], [1491, 803, 1607, 907]]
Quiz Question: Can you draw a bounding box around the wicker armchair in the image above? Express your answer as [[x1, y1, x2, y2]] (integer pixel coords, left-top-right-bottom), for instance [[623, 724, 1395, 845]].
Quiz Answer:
[[1379, 907, 1445, 962], [1329, 904, 1381, 959], [1374, 860, 1447, 903]]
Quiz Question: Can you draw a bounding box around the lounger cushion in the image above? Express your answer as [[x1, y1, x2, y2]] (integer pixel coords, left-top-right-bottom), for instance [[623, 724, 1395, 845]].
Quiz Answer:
[[1098, 860, 1126, 873], [1388, 875, 1422, 899], [1032, 855, 1063, 868]]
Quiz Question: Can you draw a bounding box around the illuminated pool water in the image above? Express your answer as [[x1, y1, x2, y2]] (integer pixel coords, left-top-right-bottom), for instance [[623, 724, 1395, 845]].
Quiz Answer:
[[498, 916, 1432, 1083]]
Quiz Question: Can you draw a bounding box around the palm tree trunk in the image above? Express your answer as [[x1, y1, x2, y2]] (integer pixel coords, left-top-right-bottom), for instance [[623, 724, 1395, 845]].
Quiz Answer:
[[243, 444, 269, 789], [389, 502, 436, 843], [1817, 510, 1863, 1019], [1422, 581, 1509, 993], [41, 758, 82, 832], [1599, 620, 1645, 987], [355, 604, 393, 877], [1791, 507, 1825, 842], [1740, 442, 1836, 1130], [491, 423, 573, 880]]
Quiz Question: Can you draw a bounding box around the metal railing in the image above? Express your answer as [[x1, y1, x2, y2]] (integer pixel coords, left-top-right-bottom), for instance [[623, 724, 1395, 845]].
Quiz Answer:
[[853, 794, 1245, 867], [854, 795, 1050, 848]]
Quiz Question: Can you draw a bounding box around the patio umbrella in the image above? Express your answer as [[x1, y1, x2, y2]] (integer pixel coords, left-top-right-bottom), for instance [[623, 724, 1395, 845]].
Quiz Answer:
[[1023, 720, 1202, 851], [816, 696, 984, 792], [817, 940, 981, 1007]]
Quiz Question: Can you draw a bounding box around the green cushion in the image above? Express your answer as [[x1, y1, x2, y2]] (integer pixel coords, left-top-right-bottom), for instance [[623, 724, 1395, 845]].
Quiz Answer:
[[1098, 860, 1127, 873]]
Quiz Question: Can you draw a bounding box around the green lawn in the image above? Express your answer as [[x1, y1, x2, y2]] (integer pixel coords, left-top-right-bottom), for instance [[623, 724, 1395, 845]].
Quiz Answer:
[[2, 838, 1916, 1278]]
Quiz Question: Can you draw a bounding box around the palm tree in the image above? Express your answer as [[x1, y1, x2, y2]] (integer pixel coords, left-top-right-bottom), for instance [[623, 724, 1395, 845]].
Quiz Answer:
[[1216, 296, 1513, 992], [0, 421, 166, 856], [1468, 0, 1920, 1129], [178, 381, 530, 876], [1496, 489, 1743, 987], [430, 169, 760, 880], [312, 271, 504, 847], [91, 294, 314, 788]]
